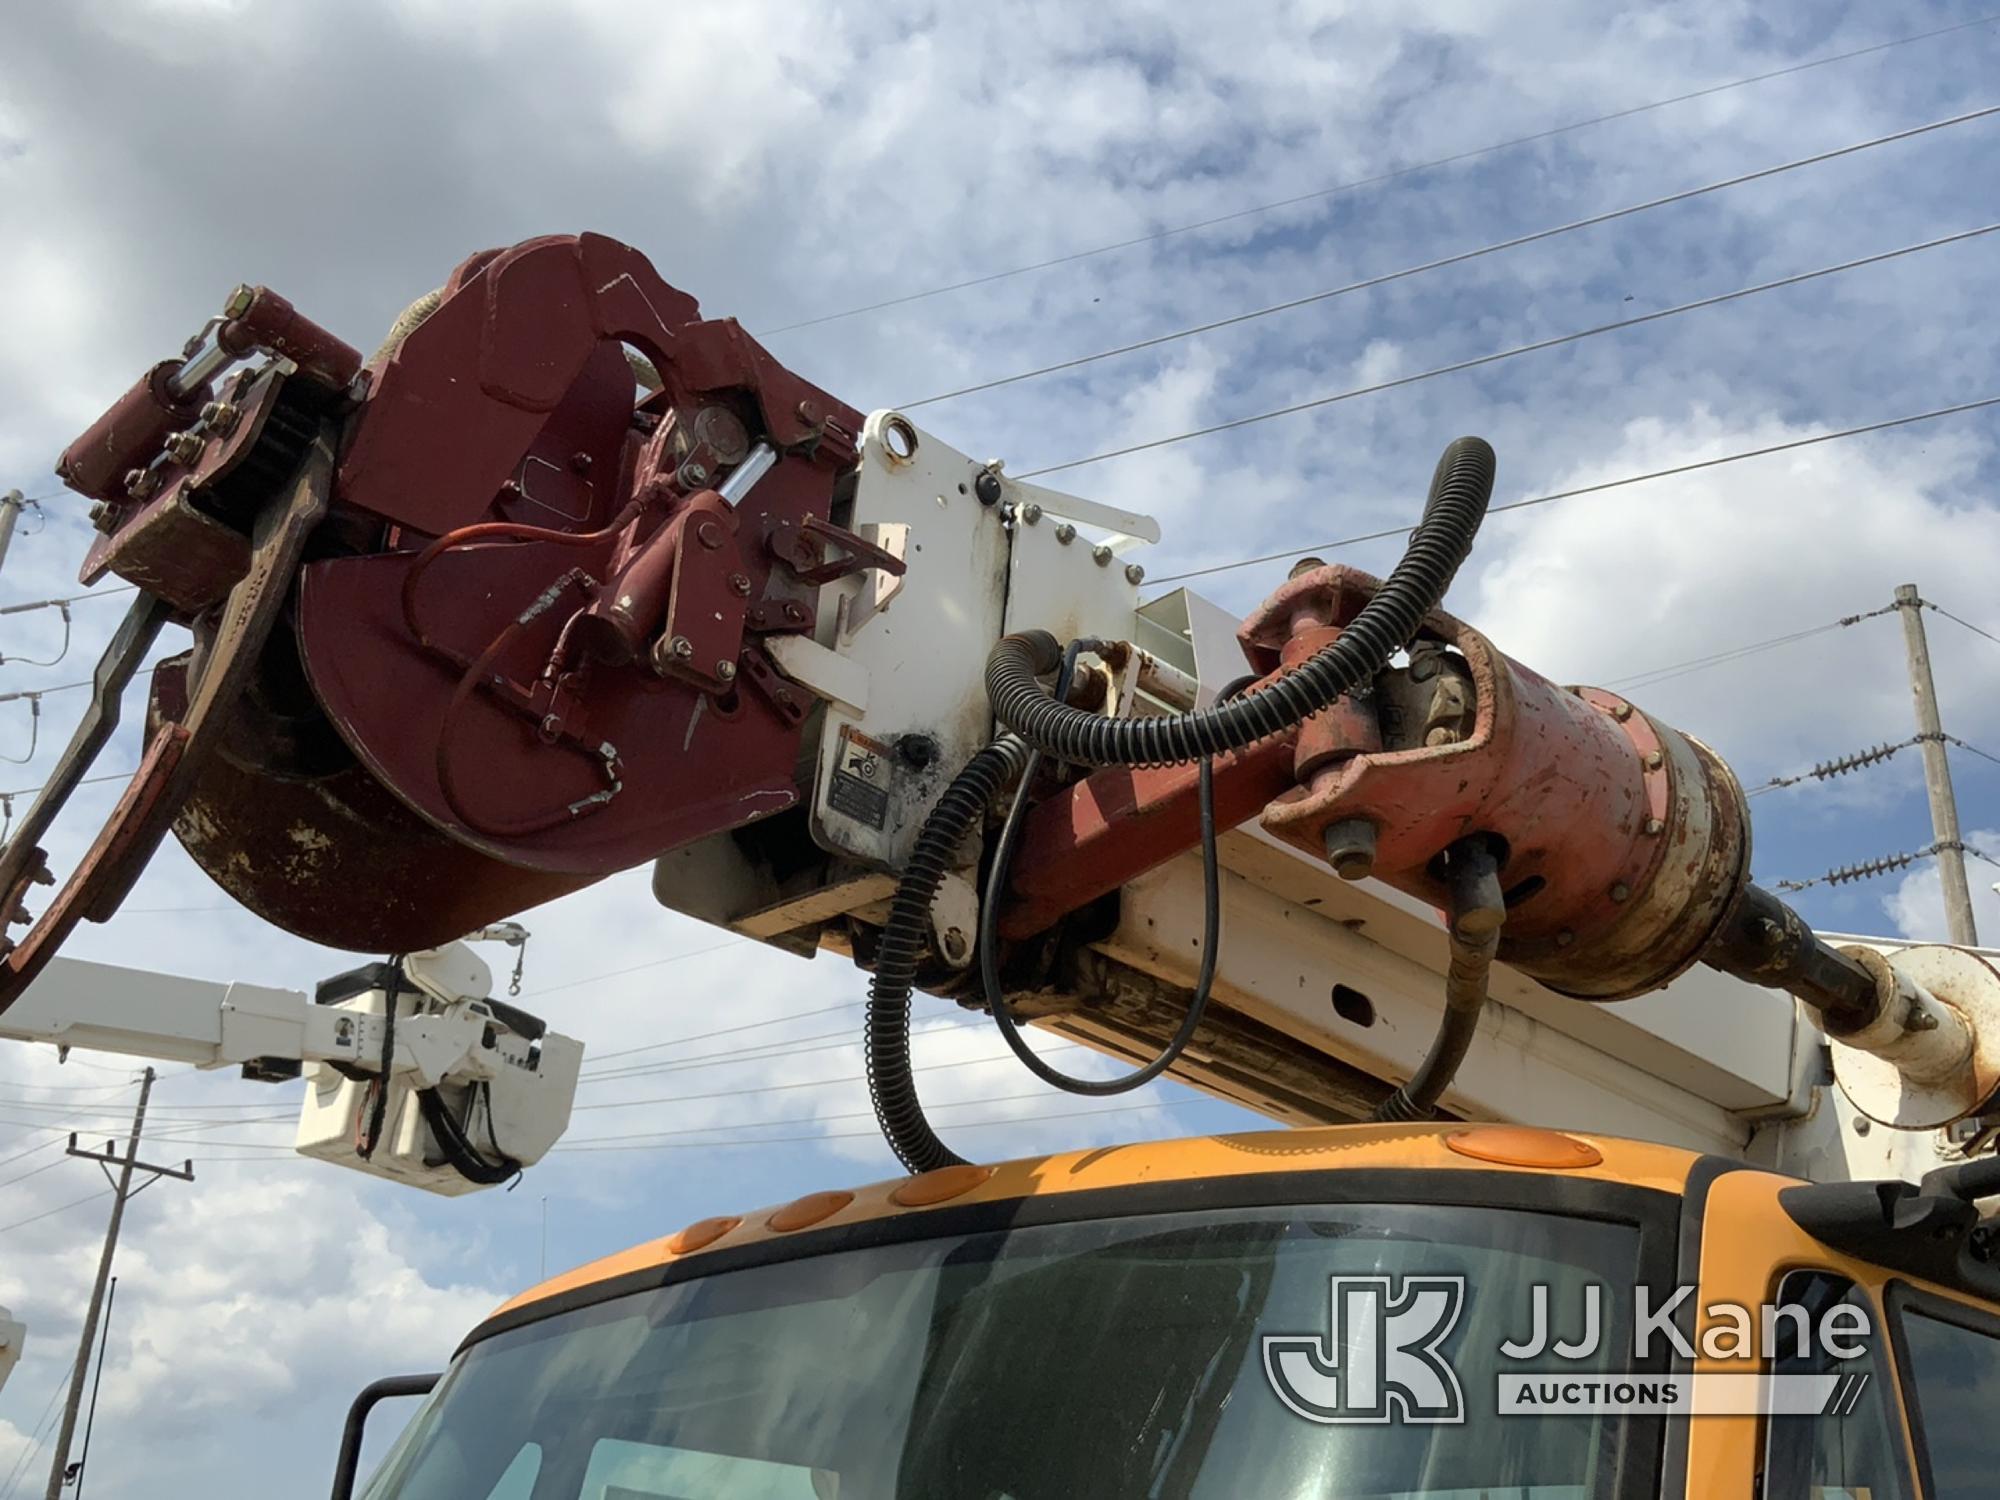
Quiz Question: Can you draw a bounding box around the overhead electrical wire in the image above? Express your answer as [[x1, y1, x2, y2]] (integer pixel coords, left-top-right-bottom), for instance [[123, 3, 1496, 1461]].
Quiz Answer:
[[0, 1187, 112, 1236], [902, 105, 2000, 410], [1146, 395, 2000, 586], [1928, 602, 2000, 648], [1014, 222, 2000, 480], [756, 9, 2000, 336]]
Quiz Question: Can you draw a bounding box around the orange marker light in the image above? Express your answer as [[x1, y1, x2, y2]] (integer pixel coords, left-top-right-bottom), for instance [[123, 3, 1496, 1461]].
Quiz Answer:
[[768, 1190, 855, 1232], [1445, 1126, 1603, 1170], [667, 1215, 742, 1255], [891, 1164, 994, 1207]]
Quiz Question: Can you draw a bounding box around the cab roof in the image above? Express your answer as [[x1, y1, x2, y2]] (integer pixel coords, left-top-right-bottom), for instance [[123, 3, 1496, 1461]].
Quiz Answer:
[[493, 1121, 1718, 1322]]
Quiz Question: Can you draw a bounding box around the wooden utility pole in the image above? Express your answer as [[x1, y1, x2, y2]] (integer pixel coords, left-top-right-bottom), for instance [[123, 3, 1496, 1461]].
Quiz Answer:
[[0, 491, 24, 582], [43, 1070, 192, 1500], [1894, 585, 1979, 946]]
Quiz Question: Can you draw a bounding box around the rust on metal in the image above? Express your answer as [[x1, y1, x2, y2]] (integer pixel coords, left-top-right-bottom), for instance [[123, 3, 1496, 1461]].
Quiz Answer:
[[1248, 565, 1752, 1000]]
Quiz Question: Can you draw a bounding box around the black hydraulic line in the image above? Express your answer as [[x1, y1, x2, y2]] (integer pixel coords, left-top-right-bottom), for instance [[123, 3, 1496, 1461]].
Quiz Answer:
[[1374, 838, 1506, 1122], [866, 738, 1033, 1173], [985, 437, 1495, 766], [979, 655, 1237, 1096], [415, 1087, 519, 1187], [329, 1373, 440, 1500]]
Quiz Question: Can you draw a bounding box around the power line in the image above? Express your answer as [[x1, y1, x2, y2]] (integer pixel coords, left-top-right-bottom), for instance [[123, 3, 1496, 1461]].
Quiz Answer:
[[552, 1094, 1203, 1153], [1929, 603, 2000, 648], [578, 1016, 994, 1086], [517, 938, 747, 999], [0, 1188, 111, 1237], [1017, 221, 2000, 480], [1949, 735, 2000, 770], [572, 1043, 1090, 1112], [582, 999, 863, 1067], [903, 105, 2000, 410], [1147, 395, 2000, 586], [0, 587, 135, 619], [756, 10, 2000, 337], [1747, 736, 1924, 799]]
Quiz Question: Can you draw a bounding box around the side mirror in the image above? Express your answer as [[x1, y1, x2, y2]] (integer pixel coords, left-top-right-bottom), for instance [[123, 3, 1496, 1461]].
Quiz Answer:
[[330, 1373, 440, 1500]]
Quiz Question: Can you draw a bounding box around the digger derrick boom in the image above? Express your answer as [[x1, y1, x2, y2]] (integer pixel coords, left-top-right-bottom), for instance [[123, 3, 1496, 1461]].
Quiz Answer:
[[9, 230, 1999, 1222]]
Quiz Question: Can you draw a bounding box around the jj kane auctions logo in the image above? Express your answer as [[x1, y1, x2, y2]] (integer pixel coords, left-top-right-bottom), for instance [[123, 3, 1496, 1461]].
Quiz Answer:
[[1263, 1277, 1872, 1423]]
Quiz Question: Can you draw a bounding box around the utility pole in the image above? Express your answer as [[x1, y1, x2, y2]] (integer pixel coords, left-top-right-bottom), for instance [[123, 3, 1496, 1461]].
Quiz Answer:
[[1894, 584, 1979, 946], [71, 1276, 115, 1500], [43, 1070, 192, 1500], [0, 490, 24, 582]]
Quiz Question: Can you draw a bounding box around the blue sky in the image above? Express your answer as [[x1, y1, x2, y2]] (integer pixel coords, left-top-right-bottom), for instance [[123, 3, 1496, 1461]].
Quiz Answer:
[[1, 2, 1998, 1494]]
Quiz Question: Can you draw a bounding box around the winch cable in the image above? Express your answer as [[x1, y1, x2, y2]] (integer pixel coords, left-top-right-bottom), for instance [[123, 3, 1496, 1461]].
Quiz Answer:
[[983, 436, 1495, 766], [980, 651, 1245, 1096], [1372, 837, 1506, 1122], [866, 438, 1492, 1169]]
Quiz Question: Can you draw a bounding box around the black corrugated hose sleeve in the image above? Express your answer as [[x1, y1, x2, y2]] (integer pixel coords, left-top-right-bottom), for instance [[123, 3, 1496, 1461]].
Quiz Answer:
[[1373, 838, 1505, 1122], [867, 735, 1034, 1173], [985, 436, 1496, 766]]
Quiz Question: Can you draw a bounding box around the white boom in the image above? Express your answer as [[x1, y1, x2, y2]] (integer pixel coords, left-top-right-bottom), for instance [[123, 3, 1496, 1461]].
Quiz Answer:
[[0, 942, 582, 1196]]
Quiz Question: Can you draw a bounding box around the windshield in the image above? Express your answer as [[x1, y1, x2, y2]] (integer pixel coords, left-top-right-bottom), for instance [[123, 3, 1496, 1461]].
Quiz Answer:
[[362, 1199, 1651, 1499]]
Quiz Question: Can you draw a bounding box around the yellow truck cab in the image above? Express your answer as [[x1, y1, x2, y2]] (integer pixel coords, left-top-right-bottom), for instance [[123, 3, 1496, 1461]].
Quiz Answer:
[[345, 1124, 2000, 1499]]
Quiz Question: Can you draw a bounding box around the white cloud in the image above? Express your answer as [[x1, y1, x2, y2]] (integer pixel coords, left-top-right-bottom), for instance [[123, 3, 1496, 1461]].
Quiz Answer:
[[1883, 829, 2000, 944]]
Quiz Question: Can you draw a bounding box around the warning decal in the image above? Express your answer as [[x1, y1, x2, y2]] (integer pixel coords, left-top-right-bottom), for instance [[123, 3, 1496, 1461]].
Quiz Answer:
[[828, 723, 893, 831]]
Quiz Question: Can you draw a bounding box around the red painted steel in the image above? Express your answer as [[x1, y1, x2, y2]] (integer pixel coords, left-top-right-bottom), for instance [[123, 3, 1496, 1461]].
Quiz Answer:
[[999, 735, 1300, 940]]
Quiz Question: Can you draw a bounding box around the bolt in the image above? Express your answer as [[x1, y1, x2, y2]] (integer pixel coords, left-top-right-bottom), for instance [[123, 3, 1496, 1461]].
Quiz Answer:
[[716, 660, 737, 682], [1322, 818, 1378, 881], [223, 283, 256, 319], [1408, 653, 1440, 683], [1092, 544, 1114, 566], [1904, 1001, 1939, 1033], [1124, 563, 1146, 585], [200, 399, 241, 435], [1020, 503, 1043, 525], [782, 601, 807, 623], [728, 573, 752, 596], [540, 714, 561, 738], [696, 520, 724, 550], [1610, 702, 1633, 722], [1556, 929, 1576, 947], [795, 399, 820, 426], [1054, 523, 1076, 545], [164, 429, 204, 465], [683, 462, 709, 487], [1424, 726, 1457, 747], [775, 688, 798, 710], [974, 470, 1003, 506], [1610, 882, 1631, 903], [1289, 556, 1326, 580], [569, 450, 593, 474], [668, 635, 694, 660], [1642, 817, 1664, 837], [123, 467, 159, 500], [1644, 750, 1664, 771]]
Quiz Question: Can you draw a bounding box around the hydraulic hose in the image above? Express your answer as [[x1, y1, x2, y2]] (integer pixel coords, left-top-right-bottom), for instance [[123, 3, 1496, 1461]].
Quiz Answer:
[[1373, 838, 1505, 1122], [866, 736, 1034, 1173], [985, 436, 1495, 766]]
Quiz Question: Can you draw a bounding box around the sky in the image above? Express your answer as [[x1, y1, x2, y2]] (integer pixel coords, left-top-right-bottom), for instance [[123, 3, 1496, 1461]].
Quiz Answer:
[[1, 0, 1999, 1494]]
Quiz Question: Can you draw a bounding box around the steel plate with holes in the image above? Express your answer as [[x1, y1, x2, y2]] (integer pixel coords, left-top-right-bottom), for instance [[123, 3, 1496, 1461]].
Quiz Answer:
[[807, 414, 1014, 869]]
